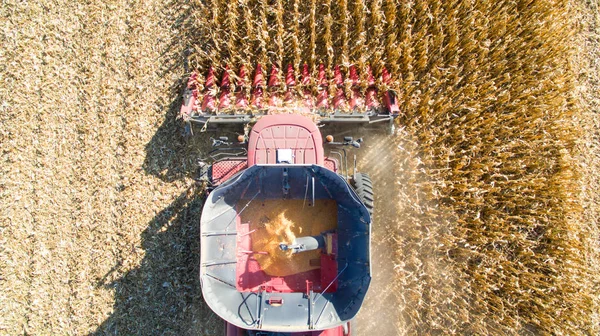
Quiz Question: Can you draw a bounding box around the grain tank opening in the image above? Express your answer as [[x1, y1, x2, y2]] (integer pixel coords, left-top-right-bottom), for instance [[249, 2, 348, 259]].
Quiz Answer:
[[200, 164, 371, 332]]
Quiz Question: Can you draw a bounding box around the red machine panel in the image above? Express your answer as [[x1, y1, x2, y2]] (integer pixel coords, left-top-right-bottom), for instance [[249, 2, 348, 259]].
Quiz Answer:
[[211, 159, 247, 185], [247, 115, 324, 166], [323, 157, 338, 172]]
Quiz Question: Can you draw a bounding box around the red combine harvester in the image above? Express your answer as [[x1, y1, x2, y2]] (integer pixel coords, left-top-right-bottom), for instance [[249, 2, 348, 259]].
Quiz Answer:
[[182, 64, 387, 335]]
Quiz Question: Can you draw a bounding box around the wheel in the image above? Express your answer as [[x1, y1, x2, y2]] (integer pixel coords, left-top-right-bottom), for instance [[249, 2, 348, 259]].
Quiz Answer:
[[353, 172, 374, 218]]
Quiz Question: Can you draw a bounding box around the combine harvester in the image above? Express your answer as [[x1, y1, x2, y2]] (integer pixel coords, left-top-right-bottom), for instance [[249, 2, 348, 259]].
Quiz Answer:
[[180, 63, 398, 335]]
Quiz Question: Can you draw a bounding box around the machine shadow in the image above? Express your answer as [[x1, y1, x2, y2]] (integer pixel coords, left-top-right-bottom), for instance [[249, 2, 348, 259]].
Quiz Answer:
[[93, 186, 224, 335], [93, 1, 224, 335]]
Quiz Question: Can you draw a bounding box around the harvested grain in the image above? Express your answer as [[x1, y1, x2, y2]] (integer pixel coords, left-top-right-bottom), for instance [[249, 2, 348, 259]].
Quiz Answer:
[[238, 199, 337, 276]]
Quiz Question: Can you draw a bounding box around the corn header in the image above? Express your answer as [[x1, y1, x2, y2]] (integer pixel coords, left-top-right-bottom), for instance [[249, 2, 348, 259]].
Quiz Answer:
[[179, 63, 400, 133]]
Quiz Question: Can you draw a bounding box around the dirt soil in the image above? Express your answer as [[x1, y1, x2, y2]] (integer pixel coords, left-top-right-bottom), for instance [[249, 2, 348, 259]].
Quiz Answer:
[[345, 128, 411, 335]]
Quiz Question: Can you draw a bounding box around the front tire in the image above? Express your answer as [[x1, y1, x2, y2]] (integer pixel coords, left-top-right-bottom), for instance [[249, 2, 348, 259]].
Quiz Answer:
[[353, 172, 374, 218]]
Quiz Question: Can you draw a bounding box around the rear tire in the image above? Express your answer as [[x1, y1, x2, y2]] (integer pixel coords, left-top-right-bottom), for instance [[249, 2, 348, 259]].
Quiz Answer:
[[353, 172, 374, 218]]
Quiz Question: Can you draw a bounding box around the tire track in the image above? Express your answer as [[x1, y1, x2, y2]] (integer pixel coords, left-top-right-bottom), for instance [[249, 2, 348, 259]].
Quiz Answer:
[[353, 129, 406, 335]]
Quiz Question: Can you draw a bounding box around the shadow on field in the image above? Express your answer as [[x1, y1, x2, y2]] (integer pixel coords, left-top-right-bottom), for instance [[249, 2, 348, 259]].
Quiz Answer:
[[93, 186, 223, 335], [93, 1, 223, 335]]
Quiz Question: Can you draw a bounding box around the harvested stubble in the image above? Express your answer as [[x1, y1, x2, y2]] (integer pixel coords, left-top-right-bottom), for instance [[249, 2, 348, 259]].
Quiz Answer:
[[238, 199, 337, 276], [1, 1, 223, 335], [188, 0, 599, 333]]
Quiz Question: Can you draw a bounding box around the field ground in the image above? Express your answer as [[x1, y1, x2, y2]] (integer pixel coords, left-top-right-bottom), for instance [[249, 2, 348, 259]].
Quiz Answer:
[[1, 0, 599, 335]]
